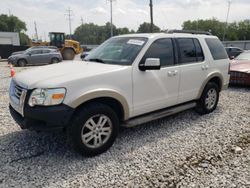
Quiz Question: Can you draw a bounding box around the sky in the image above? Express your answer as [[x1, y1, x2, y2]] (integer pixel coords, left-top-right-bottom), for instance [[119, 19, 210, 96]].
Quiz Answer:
[[1, 0, 250, 40]]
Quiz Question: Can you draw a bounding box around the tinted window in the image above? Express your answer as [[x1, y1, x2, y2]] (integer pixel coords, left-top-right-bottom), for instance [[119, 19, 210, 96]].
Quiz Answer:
[[42, 50, 50, 54], [177, 38, 197, 63], [141, 38, 174, 67], [194, 39, 204, 62], [30, 50, 42, 55], [205, 38, 228, 60]]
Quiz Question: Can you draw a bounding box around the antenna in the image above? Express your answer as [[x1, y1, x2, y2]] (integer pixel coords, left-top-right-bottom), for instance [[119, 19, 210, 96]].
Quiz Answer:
[[65, 7, 73, 39]]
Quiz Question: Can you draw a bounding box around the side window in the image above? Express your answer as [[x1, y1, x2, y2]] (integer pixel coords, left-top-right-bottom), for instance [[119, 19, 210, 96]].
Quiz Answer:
[[141, 38, 174, 67], [205, 38, 228, 60], [43, 50, 50, 54], [194, 39, 204, 62], [30, 50, 42, 55], [177, 38, 197, 64]]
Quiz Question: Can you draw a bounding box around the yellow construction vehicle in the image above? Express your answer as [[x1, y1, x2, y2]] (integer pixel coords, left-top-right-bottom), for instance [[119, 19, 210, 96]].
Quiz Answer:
[[32, 32, 82, 60], [49, 32, 82, 60]]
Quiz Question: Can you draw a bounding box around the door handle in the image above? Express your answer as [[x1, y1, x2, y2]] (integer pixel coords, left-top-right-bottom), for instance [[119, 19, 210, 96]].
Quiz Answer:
[[201, 65, 209, 70], [168, 70, 178, 77]]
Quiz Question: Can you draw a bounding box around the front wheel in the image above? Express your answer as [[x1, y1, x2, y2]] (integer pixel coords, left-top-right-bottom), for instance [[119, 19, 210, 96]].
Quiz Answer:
[[68, 103, 119, 157], [195, 82, 220, 115]]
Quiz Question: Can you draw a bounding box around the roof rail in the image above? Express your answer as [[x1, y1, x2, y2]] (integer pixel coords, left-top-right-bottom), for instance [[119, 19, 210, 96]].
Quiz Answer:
[[167, 30, 212, 35]]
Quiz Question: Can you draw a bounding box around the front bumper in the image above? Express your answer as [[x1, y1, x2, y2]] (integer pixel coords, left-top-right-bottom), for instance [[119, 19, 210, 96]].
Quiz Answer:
[[10, 104, 74, 131], [9, 82, 74, 131], [230, 71, 250, 86]]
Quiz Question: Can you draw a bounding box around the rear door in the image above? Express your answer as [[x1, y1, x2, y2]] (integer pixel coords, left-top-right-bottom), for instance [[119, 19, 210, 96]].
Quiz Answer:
[[42, 49, 51, 64], [27, 49, 43, 64], [176, 38, 208, 104], [132, 38, 180, 116]]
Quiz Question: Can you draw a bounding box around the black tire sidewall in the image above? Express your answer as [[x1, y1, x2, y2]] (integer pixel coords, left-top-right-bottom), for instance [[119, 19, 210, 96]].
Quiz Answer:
[[18, 59, 26, 67], [196, 82, 220, 114], [51, 58, 59, 64], [68, 103, 119, 156]]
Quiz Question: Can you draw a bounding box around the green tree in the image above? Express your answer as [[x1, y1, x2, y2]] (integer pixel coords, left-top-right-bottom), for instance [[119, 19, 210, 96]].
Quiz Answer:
[[182, 18, 250, 41], [137, 22, 161, 33], [74, 22, 133, 44], [0, 14, 27, 32], [19, 32, 30, 45]]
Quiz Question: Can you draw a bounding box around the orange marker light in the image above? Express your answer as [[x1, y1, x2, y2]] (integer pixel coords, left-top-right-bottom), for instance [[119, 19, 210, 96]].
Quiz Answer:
[[52, 93, 65, 99]]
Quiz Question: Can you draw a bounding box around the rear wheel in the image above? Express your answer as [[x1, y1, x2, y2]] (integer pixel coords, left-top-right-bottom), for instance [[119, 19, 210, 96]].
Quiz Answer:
[[68, 103, 119, 157], [62, 48, 75, 60], [17, 59, 26, 67], [51, 57, 59, 64], [195, 82, 219, 115]]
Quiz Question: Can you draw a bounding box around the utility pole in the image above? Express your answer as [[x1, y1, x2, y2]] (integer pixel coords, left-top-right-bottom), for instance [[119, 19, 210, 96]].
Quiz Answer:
[[223, 0, 232, 41], [34, 21, 38, 41], [65, 8, 73, 39], [81, 16, 84, 25], [149, 0, 153, 33], [107, 0, 115, 37]]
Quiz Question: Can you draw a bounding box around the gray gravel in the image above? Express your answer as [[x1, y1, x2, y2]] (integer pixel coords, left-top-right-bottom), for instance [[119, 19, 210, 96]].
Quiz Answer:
[[0, 62, 250, 188]]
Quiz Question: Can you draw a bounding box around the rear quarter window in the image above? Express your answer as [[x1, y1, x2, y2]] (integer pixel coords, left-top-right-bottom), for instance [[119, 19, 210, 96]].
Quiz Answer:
[[205, 38, 228, 60]]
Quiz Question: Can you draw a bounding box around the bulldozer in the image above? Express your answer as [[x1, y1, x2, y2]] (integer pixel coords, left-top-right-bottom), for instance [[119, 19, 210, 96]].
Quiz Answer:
[[31, 32, 82, 60], [49, 32, 82, 60]]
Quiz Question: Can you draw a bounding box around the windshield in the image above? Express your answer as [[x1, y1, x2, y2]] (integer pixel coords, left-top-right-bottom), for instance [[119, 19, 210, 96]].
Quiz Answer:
[[85, 37, 148, 65], [235, 52, 250, 60]]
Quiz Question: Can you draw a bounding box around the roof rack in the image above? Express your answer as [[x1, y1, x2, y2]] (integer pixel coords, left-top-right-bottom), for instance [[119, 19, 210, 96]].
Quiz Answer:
[[167, 30, 212, 35]]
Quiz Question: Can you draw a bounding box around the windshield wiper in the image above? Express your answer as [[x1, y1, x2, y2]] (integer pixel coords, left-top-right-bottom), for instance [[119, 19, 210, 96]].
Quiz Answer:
[[88, 58, 105, 63]]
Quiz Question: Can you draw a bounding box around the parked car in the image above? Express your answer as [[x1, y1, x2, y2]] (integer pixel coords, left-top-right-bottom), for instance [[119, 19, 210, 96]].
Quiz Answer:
[[9, 31, 230, 156], [80, 51, 91, 60], [225, 47, 244, 59], [11, 46, 58, 56], [229, 51, 250, 86], [8, 48, 62, 66]]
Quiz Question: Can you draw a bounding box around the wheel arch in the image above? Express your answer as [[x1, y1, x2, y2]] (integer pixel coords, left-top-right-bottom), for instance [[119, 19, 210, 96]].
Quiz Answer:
[[197, 72, 223, 99], [68, 90, 130, 121]]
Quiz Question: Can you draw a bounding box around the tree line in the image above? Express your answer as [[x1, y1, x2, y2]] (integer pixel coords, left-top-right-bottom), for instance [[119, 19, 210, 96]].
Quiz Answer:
[[0, 14, 250, 45]]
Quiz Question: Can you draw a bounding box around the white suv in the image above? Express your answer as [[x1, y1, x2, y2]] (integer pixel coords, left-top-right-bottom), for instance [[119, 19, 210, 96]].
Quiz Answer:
[[9, 31, 230, 156]]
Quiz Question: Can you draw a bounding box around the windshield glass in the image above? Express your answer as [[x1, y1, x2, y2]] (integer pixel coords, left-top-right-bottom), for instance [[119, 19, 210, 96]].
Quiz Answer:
[[235, 52, 250, 60], [85, 37, 148, 65]]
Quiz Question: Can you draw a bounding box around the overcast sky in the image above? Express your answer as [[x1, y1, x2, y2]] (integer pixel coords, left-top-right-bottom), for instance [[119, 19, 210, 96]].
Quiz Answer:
[[1, 0, 250, 39]]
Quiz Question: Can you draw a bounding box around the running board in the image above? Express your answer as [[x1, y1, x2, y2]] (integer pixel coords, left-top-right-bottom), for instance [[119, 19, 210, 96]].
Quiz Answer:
[[122, 102, 196, 128]]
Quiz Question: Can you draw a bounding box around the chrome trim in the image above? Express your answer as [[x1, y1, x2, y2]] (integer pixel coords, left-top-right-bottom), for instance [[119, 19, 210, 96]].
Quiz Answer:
[[122, 102, 196, 127], [9, 80, 27, 117]]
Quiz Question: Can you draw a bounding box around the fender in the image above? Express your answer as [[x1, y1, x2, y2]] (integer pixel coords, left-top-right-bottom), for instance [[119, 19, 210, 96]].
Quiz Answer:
[[197, 72, 224, 99], [68, 89, 130, 120]]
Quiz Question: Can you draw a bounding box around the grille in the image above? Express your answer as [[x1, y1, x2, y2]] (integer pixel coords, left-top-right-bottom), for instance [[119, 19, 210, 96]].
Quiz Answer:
[[14, 84, 24, 100]]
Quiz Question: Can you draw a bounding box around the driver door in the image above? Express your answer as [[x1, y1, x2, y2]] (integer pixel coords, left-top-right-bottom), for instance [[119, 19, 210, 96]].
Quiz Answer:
[[132, 38, 180, 117]]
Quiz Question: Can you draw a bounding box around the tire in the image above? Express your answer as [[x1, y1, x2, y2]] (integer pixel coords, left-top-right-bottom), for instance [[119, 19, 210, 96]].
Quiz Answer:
[[17, 59, 26, 67], [195, 82, 220, 115], [62, 48, 75, 60], [68, 103, 119, 157], [51, 57, 59, 64]]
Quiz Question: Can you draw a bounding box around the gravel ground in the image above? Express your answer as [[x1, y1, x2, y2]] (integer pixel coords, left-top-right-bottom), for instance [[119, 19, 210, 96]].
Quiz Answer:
[[0, 62, 250, 188]]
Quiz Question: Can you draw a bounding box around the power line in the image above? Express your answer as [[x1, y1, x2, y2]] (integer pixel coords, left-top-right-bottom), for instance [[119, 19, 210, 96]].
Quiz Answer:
[[65, 7, 73, 38], [149, 0, 153, 33], [223, 0, 232, 41], [107, 0, 116, 37]]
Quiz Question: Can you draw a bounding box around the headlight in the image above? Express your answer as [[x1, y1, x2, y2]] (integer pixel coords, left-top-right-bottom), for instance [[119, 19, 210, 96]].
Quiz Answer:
[[28, 88, 66, 107]]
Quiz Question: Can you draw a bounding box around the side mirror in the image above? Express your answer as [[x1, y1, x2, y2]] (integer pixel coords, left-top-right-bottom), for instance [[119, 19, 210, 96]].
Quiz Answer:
[[230, 56, 235, 60], [139, 58, 161, 71]]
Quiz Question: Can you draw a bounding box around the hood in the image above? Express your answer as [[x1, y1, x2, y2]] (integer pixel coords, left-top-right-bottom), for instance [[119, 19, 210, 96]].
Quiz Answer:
[[13, 61, 128, 89], [230, 61, 250, 73], [11, 51, 25, 55]]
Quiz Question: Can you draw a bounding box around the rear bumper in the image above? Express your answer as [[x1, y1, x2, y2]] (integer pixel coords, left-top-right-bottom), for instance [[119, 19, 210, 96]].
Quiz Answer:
[[9, 104, 74, 131]]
